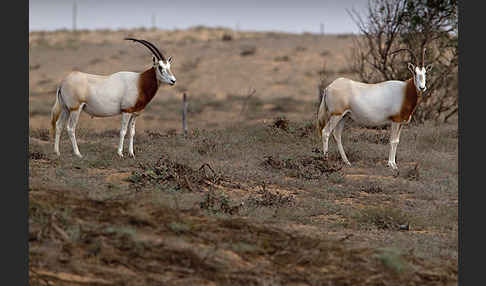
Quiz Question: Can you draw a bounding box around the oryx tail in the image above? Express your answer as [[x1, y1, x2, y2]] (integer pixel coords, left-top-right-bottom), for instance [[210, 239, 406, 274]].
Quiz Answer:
[[50, 87, 64, 140], [316, 86, 329, 138]]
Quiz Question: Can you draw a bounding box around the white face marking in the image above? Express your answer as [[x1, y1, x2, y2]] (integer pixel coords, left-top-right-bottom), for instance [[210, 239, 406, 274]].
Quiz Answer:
[[156, 59, 176, 85], [415, 66, 427, 91]]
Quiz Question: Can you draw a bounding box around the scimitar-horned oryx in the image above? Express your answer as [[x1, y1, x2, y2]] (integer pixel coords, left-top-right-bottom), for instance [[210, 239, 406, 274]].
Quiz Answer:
[[316, 47, 431, 170], [50, 38, 176, 158]]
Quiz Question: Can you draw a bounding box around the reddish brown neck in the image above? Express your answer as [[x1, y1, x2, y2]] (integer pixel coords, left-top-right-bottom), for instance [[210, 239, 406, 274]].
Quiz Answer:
[[139, 67, 159, 100]]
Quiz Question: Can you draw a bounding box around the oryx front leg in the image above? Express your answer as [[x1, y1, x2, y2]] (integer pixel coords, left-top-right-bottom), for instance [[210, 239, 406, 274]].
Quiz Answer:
[[322, 115, 344, 160], [128, 115, 137, 158], [332, 119, 351, 166], [387, 122, 402, 170], [66, 107, 83, 158], [117, 113, 132, 157]]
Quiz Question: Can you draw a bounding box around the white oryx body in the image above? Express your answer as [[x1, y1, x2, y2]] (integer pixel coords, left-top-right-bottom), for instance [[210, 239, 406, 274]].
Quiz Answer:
[[59, 71, 140, 117], [316, 48, 431, 170], [325, 78, 408, 126], [50, 38, 176, 158]]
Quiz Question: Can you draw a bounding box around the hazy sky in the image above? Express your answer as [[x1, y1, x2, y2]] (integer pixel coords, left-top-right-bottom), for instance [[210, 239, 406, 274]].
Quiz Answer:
[[29, 0, 368, 34]]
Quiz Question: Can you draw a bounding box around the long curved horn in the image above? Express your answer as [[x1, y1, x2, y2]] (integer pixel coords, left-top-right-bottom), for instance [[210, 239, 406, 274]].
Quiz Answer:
[[422, 47, 426, 67], [140, 40, 166, 61], [124, 38, 166, 61], [391, 48, 418, 66]]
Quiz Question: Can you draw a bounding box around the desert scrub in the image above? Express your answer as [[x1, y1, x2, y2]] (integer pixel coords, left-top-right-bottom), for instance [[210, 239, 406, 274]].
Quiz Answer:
[[375, 247, 410, 274], [353, 206, 412, 230]]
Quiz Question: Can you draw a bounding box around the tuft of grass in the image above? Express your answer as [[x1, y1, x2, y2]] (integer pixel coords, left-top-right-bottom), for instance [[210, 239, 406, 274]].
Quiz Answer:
[[168, 221, 192, 234], [354, 206, 411, 230], [245, 184, 296, 208], [200, 188, 243, 215], [274, 55, 290, 62], [240, 45, 256, 56], [327, 171, 346, 184], [104, 225, 137, 239], [375, 247, 410, 274], [30, 128, 50, 141]]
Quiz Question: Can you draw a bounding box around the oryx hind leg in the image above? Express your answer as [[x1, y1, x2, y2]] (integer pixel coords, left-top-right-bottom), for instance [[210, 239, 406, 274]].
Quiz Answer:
[[322, 114, 345, 159], [332, 118, 351, 166], [66, 104, 84, 158], [54, 109, 69, 156]]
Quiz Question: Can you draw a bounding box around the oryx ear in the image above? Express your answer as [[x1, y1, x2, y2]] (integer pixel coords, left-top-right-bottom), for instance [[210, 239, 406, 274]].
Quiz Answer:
[[407, 62, 415, 73], [167, 56, 173, 64], [425, 64, 433, 72], [152, 55, 158, 65]]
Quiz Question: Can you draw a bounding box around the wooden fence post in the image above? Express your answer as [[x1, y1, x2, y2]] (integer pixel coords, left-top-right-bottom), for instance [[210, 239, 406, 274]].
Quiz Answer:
[[182, 93, 188, 137]]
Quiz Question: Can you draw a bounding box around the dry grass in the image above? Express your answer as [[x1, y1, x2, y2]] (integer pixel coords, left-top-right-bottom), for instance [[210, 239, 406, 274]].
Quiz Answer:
[[29, 27, 457, 285]]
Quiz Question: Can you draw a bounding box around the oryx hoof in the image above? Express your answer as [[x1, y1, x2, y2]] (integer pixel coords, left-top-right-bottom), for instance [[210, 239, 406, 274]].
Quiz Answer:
[[74, 153, 83, 158], [129, 152, 135, 158], [117, 151, 124, 158], [387, 161, 398, 171]]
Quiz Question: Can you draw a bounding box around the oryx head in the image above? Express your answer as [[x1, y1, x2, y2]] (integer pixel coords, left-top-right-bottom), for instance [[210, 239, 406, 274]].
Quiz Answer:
[[125, 38, 176, 86], [393, 47, 432, 94]]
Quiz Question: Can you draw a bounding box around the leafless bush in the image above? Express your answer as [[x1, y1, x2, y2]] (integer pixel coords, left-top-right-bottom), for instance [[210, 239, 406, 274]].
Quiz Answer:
[[221, 33, 233, 41], [240, 45, 256, 56], [348, 0, 458, 123]]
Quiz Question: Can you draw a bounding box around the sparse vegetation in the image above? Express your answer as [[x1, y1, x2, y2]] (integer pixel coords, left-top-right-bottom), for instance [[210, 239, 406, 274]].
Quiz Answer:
[[240, 45, 257, 56], [29, 27, 457, 285]]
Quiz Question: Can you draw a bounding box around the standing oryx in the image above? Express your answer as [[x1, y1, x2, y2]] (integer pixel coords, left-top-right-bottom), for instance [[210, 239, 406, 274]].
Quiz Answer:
[[316, 47, 431, 170], [50, 38, 176, 158]]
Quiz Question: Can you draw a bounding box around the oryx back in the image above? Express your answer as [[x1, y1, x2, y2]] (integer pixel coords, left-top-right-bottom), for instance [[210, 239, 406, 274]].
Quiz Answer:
[[327, 78, 407, 126]]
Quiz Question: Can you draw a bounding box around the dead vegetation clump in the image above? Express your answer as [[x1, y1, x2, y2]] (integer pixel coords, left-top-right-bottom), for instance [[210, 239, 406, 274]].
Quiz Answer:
[[268, 117, 315, 139], [355, 206, 412, 231], [245, 183, 296, 208], [221, 33, 233, 41], [405, 163, 420, 181], [271, 116, 289, 131], [200, 188, 243, 215], [261, 154, 342, 180], [30, 128, 50, 141], [29, 151, 48, 161], [128, 156, 223, 192], [359, 183, 385, 194], [240, 45, 257, 56], [194, 137, 221, 155]]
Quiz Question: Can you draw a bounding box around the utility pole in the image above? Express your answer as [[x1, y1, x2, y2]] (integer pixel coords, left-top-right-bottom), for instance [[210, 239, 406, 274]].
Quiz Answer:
[[320, 23, 324, 35], [72, 0, 77, 31], [151, 13, 156, 29]]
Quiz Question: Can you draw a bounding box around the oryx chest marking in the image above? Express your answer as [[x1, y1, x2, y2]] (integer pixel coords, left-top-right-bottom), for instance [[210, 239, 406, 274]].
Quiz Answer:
[[389, 78, 420, 123], [121, 67, 159, 113]]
